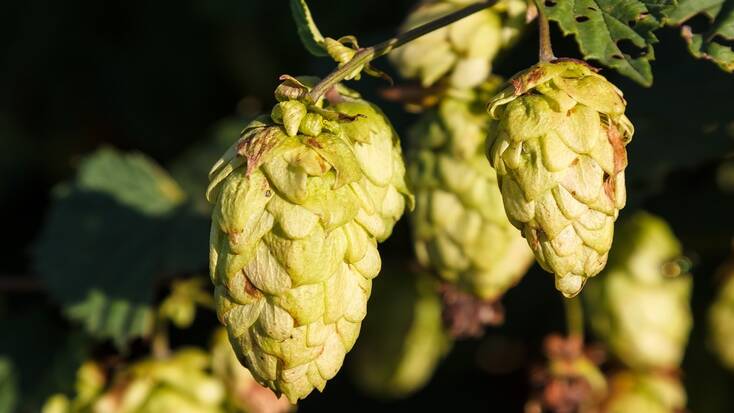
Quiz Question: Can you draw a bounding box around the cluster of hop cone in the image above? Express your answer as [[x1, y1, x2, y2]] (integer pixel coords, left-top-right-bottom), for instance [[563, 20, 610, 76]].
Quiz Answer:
[[203, 0, 699, 408], [45, 1, 734, 412]]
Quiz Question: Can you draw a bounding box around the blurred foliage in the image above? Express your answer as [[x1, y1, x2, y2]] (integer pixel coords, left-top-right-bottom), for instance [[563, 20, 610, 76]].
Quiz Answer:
[[0, 357, 17, 413], [34, 148, 209, 346], [0, 0, 733, 412], [665, 0, 734, 72]]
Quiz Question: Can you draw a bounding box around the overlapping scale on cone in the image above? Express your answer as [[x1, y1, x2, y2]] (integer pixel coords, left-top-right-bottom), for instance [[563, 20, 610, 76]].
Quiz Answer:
[[207, 77, 412, 402], [486, 60, 634, 297], [210, 329, 292, 413], [389, 0, 526, 89], [585, 212, 692, 371], [409, 80, 533, 300], [350, 265, 450, 398]]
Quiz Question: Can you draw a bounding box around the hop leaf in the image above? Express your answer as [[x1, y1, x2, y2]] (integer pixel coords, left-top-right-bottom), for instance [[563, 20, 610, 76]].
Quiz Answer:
[[34, 148, 209, 346], [543, 0, 666, 86], [665, 0, 734, 73]]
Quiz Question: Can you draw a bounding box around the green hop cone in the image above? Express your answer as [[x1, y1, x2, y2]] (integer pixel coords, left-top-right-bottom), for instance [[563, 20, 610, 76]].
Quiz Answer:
[[708, 255, 734, 369], [350, 264, 450, 398], [604, 371, 686, 413], [585, 212, 693, 371], [486, 60, 635, 297], [389, 0, 526, 89], [44, 349, 227, 413], [207, 77, 413, 402], [409, 80, 534, 300], [210, 328, 292, 413], [95, 349, 226, 413]]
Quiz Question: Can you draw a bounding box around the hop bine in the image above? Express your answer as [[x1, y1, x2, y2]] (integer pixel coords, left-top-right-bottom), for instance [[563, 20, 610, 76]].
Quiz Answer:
[[390, 0, 526, 89], [585, 212, 692, 371], [486, 59, 634, 297], [207, 76, 412, 402], [409, 79, 534, 301]]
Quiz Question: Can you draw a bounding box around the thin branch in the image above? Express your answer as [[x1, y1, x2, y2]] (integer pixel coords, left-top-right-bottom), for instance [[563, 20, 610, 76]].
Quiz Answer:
[[564, 296, 584, 339], [534, 0, 555, 62], [307, 0, 499, 103]]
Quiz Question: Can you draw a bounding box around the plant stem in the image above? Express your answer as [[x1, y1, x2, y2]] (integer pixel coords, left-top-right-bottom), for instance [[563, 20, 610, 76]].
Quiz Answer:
[[307, 0, 499, 103], [151, 315, 171, 359], [564, 296, 584, 339], [534, 0, 555, 62]]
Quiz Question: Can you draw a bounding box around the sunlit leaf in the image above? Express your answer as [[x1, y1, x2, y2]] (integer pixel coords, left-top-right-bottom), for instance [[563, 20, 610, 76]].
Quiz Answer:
[[544, 0, 671, 86]]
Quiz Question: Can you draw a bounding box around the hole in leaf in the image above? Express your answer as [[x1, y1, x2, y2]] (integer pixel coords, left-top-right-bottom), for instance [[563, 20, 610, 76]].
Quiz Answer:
[[616, 39, 647, 59], [575, 15, 590, 23], [684, 14, 713, 33], [712, 34, 734, 49], [587, 6, 597, 11], [612, 54, 624, 60], [545, 0, 557, 7]]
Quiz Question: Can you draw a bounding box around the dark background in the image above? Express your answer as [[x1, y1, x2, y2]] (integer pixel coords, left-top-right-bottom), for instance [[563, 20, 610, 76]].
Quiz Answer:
[[1, 1, 734, 411]]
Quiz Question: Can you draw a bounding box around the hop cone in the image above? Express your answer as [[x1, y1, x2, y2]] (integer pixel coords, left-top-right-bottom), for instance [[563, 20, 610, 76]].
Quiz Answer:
[[585, 212, 692, 371], [389, 0, 525, 89], [604, 371, 686, 413], [708, 255, 734, 369], [350, 264, 450, 398], [210, 329, 292, 413], [44, 350, 227, 413], [487, 60, 635, 297], [409, 81, 533, 299], [207, 78, 412, 402]]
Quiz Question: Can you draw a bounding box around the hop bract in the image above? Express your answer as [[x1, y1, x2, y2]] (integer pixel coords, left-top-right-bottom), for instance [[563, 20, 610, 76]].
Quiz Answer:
[[409, 80, 533, 300], [708, 257, 734, 369], [389, 0, 525, 89], [585, 212, 692, 371], [487, 60, 634, 297], [43, 350, 227, 413], [603, 371, 686, 413], [350, 265, 450, 398], [207, 78, 412, 402], [210, 328, 292, 413]]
